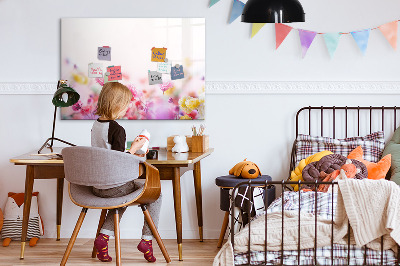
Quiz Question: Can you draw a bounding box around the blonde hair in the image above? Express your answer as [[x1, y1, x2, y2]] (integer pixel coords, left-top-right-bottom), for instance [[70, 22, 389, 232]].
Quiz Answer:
[[96, 82, 132, 120]]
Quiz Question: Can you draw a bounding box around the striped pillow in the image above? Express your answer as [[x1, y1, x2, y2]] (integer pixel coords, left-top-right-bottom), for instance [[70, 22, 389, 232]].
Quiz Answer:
[[294, 131, 385, 166]]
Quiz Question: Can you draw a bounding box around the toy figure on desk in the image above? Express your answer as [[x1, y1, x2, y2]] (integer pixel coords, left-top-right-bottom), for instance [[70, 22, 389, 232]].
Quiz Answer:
[[172, 135, 189, 153], [1, 192, 43, 247], [91, 82, 162, 263]]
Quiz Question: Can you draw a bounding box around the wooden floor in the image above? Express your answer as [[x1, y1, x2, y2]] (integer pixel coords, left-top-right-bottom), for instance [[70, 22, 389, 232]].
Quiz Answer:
[[0, 239, 221, 265]]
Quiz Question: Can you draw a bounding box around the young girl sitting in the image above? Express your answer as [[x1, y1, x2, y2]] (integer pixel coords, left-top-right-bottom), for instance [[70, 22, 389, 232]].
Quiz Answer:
[[91, 82, 162, 263]]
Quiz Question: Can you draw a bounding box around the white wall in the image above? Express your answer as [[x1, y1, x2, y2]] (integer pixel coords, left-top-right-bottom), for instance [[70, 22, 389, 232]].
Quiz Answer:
[[1, 0, 400, 240]]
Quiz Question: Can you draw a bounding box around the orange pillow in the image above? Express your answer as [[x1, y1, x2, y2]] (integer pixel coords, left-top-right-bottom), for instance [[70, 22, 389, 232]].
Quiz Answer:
[[347, 146, 391, 180]]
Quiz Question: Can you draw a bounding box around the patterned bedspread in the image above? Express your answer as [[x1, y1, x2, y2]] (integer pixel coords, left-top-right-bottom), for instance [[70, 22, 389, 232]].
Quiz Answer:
[[234, 191, 397, 265]]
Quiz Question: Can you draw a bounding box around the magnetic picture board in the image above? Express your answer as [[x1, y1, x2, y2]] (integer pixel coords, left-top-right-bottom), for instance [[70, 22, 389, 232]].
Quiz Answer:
[[61, 18, 205, 120]]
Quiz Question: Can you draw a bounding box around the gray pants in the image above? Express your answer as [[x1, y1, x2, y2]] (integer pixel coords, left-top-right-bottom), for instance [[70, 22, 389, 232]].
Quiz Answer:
[[92, 180, 162, 240]]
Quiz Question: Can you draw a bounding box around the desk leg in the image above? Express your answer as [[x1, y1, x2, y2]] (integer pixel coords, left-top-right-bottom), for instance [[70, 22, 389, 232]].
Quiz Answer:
[[56, 178, 64, 241], [172, 167, 183, 261], [20, 165, 34, 259], [193, 161, 203, 242]]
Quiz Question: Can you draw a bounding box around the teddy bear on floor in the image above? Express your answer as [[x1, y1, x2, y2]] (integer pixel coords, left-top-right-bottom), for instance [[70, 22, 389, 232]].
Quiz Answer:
[[1, 192, 44, 247]]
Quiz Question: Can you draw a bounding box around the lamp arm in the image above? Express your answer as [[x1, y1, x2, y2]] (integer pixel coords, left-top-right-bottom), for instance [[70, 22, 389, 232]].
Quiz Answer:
[[50, 105, 57, 149]]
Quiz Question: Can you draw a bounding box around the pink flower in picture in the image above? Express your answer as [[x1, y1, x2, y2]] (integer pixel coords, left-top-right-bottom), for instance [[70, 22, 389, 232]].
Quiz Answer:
[[80, 105, 93, 116], [95, 78, 104, 86], [72, 100, 82, 111], [159, 82, 174, 94], [188, 110, 198, 120]]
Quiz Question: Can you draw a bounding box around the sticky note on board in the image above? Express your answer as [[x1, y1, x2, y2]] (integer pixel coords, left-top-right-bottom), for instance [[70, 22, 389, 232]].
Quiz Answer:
[[151, 47, 167, 62], [148, 70, 163, 85], [157, 61, 172, 74], [88, 63, 103, 78], [107, 66, 122, 81], [171, 64, 184, 80], [98, 46, 111, 61]]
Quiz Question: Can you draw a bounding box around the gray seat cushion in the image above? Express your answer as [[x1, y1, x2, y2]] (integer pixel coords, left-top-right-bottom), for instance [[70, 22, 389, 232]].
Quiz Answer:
[[69, 180, 145, 208]]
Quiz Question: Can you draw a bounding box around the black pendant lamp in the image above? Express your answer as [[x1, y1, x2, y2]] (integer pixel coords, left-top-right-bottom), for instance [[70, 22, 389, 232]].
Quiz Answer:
[[242, 0, 305, 23]]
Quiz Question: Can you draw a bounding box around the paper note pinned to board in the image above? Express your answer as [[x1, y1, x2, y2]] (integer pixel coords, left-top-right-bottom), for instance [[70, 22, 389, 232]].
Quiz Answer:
[[98, 46, 111, 61], [107, 66, 122, 81], [157, 61, 172, 74], [171, 64, 184, 80], [148, 70, 163, 85], [88, 63, 103, 78], [151, 47, 167, 62]]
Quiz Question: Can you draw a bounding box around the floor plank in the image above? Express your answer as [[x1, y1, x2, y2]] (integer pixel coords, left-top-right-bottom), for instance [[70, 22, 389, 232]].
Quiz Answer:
[[0, 239, 221, 265]]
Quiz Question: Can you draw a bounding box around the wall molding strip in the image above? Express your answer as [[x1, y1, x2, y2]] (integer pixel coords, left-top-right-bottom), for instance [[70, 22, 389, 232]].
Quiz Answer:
[[1, 81, 400, 95]]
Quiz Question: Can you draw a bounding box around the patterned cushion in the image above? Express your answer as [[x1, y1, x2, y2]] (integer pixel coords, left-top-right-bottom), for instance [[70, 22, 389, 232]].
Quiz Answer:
[[295, 131, 385, 166]]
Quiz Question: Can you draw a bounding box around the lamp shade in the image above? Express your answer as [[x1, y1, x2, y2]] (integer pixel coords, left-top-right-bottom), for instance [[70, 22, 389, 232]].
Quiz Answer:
[[52, 84, 80, 107], [241, 0, 305, 23]]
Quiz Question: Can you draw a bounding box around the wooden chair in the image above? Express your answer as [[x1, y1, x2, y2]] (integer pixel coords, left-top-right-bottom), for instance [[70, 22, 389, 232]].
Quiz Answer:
[[60, 146, 171, 265]]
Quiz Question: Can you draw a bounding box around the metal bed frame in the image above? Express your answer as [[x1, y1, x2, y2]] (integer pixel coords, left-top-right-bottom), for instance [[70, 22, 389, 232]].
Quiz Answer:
[[230, 106, 400, 266]]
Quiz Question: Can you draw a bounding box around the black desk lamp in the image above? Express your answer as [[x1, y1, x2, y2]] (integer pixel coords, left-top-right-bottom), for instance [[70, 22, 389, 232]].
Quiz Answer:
[[241, 0, 305, 23], [38, 80, 80, 154]]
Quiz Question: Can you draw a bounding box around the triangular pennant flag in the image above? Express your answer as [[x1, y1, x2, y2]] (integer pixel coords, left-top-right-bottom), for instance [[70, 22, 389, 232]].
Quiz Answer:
[[323, 33, 341, 58], [229, 0, 245, 24], [251, 23, 266, 38], [275, 23, 293, 49], [378, 21, 398, 50], [351, 29, 370, 55], [298, 29, 317, 58], [209, 0, 220, 7]]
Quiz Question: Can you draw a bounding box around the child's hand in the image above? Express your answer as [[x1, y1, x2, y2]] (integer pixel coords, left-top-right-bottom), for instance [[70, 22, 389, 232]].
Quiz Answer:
[[129, 137, 147, 155], [134, 149, 149, 157]]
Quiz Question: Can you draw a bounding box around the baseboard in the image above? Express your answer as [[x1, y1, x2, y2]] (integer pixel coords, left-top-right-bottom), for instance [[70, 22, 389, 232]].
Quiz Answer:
[[1, 81, 400, 94]]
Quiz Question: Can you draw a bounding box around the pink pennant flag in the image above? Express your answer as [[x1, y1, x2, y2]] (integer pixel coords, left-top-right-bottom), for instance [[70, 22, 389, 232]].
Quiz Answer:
[[378, 21, 398, 50], [275, 23, 293, 49], [298, 29, 318, 58]]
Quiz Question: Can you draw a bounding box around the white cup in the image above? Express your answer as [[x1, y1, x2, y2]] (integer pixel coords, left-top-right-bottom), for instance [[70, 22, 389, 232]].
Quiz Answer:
[[135, 129, 150, 154]]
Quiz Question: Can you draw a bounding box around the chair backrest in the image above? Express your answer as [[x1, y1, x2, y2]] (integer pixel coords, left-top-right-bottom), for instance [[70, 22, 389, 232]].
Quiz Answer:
[[62, 146, 145, 187]]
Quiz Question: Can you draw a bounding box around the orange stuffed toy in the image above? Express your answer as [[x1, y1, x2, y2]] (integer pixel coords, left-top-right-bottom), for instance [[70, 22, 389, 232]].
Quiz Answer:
[[347, 146, 391, 180], [229, 159, 261, 179]]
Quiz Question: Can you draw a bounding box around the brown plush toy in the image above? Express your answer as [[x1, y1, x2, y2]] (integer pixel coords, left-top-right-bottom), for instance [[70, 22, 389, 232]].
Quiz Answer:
[[229, 159, 261, 179]]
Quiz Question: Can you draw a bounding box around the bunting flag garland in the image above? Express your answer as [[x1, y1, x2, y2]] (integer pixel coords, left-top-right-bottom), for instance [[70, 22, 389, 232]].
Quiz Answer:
[[298, 29, 317, 58], [378, 21, 398, 50], [229, 0, 245, 24], [351, 29, 370, 55], [323, 33, 341, 58], [208, 3, 400, 58], [275, 23, 293, 49], [209, 0, 220, 8], [251, 23, 266, 38]]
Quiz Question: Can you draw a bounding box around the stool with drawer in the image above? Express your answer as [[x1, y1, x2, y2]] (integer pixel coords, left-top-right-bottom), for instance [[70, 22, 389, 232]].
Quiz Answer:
[[215, 175, 275, 248]]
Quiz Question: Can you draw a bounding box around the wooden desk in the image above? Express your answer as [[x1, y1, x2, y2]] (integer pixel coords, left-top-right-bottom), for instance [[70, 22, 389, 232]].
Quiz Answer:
[[10, 147, 213, 261]]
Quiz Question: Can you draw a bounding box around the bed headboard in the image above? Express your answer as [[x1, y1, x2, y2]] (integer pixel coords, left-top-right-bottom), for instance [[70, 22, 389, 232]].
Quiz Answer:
[[290, 106, 400, 179]]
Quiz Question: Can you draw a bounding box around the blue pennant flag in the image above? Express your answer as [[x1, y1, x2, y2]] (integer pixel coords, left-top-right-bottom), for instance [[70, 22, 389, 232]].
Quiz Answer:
[[351, 29, 371, 55], [323, 33, 341, 58], [209, 0, 221, 7], [229, 0, 245, 24]]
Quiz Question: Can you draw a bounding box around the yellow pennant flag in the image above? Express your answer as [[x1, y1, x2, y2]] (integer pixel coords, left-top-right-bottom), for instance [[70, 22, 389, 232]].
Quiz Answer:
[[251, 23, 266, 38]]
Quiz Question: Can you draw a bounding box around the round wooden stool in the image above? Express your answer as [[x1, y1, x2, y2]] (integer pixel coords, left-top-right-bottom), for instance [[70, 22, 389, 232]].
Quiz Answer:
[[215, 175, 275, 248]]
